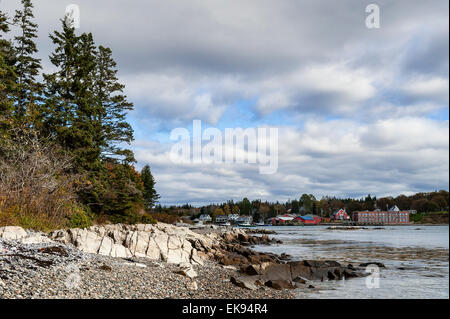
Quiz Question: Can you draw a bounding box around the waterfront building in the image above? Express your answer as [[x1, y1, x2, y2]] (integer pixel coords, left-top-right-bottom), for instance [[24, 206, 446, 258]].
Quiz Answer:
[[215, 215, 229, 223], [236, 215, 253, 225], [295, 215, 322, 225], [352, 210, 410, 224], [198, 214, 212, 222], [332, 209, 350, 220], [227, 214, 240, 222]]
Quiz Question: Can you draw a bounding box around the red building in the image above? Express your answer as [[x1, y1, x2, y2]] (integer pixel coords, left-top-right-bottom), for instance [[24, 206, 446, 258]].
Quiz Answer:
[[295, 215, 322, 225], [352, 211, 410, 225], [332, 209, 350, 220]]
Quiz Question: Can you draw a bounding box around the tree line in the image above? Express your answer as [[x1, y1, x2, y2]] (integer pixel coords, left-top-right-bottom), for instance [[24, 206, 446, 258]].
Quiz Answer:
[[154, 190, 449, 222], [0, 1, 159, 230]]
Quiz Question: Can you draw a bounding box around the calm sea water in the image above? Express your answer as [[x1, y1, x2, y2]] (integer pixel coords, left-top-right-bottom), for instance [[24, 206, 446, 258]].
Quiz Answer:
[[252, 225, 449, 299]]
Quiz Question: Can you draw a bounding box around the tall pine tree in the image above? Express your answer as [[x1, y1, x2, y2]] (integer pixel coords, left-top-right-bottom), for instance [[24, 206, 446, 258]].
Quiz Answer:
[[141, 164, 160, 209], [43, 21, 100, 171], [13, 0, 42, 123], [71, 32, 100, 170], [94, 45, 134, 163], [0, 10, 16, 134], [42, 19, 79, 140]]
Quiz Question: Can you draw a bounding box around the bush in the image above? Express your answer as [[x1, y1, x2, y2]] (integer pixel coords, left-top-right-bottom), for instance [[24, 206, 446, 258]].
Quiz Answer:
[[0, 204, 68, 232], [69, 206, 93, 229], [141, 214, 157, 224], [0, 127, 83, 231], [146, 212, 193, 225]]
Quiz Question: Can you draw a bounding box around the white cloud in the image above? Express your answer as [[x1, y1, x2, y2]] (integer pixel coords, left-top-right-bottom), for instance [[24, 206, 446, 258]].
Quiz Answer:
[[256, 63, 376, 114], [133, 117, 449, 205], [401, 76, 449, 103], [123, 73, 227, 124], [1, 0, 448, 202]]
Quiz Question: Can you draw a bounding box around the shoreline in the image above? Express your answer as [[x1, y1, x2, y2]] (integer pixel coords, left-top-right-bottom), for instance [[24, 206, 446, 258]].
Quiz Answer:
[[2, 223, 445, 299], [0, 223, 374, 299], [0, 224, 296, 299]]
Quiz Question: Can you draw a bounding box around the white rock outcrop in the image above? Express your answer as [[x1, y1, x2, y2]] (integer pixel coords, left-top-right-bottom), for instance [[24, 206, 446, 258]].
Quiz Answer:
[[0, 226, 53, 244], [0, 223, 223, 265], [49, 223, 217, 265]]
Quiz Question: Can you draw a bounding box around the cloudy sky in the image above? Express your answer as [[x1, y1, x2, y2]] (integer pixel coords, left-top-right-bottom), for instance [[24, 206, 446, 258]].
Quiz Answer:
[[2, 0, 449, 205]]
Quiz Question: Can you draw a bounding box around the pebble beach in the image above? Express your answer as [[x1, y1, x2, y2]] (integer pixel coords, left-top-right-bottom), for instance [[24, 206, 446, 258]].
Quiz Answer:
[[0, 228, 294, 299]]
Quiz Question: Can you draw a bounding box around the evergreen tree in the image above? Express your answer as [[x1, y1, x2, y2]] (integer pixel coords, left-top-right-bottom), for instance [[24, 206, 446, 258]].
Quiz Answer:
[[240, 197, 252, 215], [42, 19, 79, 140], [71, 32, 101, 170], [13, 0, 42, 122], [0, 10, 16, 134], [102, 162, 145, 222], [43, 21, 100, 170], [94, 45, 134, 163], [141, 164, 160, 209]]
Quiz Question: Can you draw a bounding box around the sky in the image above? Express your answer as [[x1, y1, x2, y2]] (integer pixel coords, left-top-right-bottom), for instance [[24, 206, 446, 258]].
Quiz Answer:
[[2, 0, 449, 205]]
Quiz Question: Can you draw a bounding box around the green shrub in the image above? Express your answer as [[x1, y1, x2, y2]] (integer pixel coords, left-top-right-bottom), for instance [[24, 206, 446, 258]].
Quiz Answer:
[[69, 206, 93, 229], [410, 213, 424, 223], [141, 214, 157, 224]]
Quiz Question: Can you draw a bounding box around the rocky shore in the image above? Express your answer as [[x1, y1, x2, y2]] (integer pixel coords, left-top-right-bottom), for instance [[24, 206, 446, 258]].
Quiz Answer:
[[0, 223, 371, 299]]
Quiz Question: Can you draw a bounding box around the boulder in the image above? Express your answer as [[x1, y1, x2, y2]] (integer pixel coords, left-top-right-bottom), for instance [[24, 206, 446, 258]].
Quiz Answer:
[[230, 276, 259, 290], [167, 248, 186, 264], [0, 226, 27, 240], [243, 264, 260, 276], [289, 260, 345, 281], [73, 229, 103, 254], [0, 227, 54, 244], [98, 236, 114, 256], [110, 244, 131, 258], [190, 249, 204, 266], [292, 276, 307, 284], [145, 238, 161, 260], [175, 264, 198, 279], [223, 233, 236, 243], [260, 263, 292, 282]]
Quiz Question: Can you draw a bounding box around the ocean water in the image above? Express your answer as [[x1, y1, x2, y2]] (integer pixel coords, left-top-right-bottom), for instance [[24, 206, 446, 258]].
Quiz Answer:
[[252, 225, 449, 299]]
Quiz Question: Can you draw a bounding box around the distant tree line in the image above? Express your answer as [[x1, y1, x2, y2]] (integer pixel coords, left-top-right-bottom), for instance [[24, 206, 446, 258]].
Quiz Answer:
[[0, 1, 159, 230], [154, 190, 449, 222]]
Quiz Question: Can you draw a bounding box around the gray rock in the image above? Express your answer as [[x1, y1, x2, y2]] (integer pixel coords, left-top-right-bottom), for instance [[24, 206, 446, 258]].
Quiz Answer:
[[230, 276, 259, 290]]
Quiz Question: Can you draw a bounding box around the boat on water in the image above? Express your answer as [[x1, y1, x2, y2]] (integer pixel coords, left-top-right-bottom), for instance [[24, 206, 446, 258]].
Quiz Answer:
[[238, 222, 255, 227]]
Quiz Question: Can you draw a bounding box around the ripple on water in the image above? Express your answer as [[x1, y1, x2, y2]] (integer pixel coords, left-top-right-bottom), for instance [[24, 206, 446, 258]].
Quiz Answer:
[[253, 225, 449, 299]]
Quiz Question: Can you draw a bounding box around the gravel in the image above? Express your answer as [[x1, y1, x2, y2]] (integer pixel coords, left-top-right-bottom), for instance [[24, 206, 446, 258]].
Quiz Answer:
[[0, 238, 294, 299]]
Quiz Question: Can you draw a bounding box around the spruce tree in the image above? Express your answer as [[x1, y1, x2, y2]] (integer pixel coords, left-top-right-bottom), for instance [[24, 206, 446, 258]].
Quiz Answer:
[[13, 0, 42, 122], [0, 10, 16, 135], [71, 32, 101, 170], [42, 19, 79, 140], [43, 21, 100, 171], [94, 45, 134, 163], [141, 164, 160, 209]]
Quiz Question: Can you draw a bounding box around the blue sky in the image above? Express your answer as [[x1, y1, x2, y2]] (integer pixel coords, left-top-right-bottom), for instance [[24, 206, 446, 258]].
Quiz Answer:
[[2, 0, 449, 205]]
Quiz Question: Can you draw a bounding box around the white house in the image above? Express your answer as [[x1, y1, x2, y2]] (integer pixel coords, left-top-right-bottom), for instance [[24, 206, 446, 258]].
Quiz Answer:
[[236, 215, 253, 225], [199, 214, 212, 222], [215, 215, 229, 223], [276, 214, 296, 222], [227, 214, 240, 221]]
